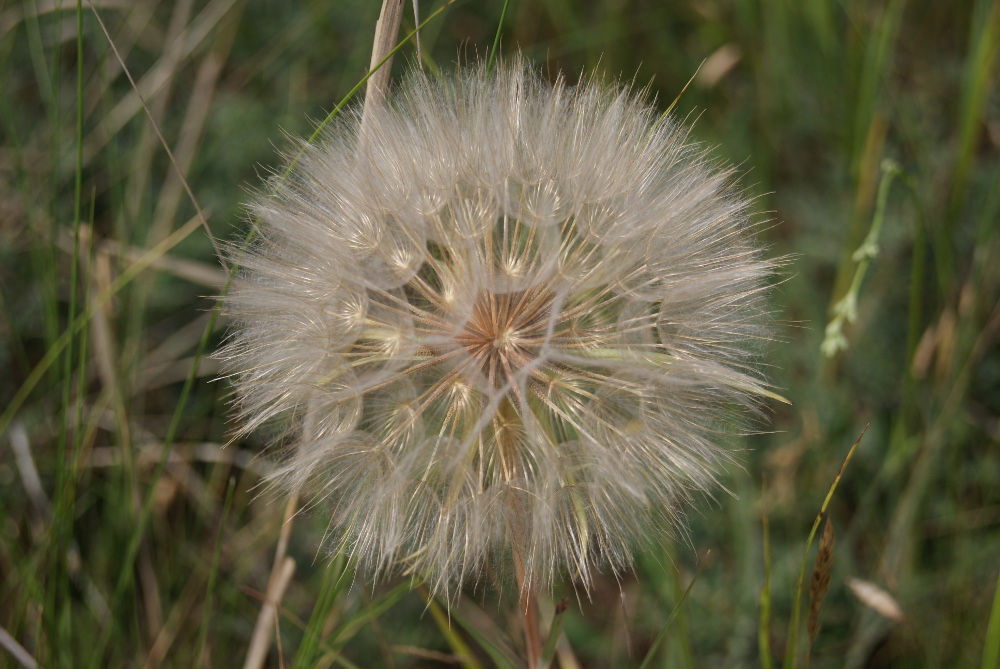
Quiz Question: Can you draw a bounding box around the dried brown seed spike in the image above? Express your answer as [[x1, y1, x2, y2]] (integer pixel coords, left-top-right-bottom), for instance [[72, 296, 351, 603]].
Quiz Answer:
[[807, 518, 836, 643]]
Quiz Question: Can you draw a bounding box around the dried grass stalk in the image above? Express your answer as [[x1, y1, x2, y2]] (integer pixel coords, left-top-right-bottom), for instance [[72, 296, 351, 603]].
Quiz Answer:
[[807, 518, 836, 644]]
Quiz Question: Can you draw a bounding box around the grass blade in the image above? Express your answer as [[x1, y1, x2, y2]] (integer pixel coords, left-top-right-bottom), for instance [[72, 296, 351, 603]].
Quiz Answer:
[[423, 597, 486, 669], [292, 556, 348, 669], [982, 566, 1000, 669], [194, 475, 237, 667], [759, 512, 773, 669], [330, 581, 412, 649], [425, 593, 517, 669], [638, 551, 710, 669], [486, 0, 510, 75], [537, 599, 568, 669]]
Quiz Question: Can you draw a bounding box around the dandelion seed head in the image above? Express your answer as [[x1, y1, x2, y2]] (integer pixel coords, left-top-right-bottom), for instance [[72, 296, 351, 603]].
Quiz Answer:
[[221, 58, 775, 597]]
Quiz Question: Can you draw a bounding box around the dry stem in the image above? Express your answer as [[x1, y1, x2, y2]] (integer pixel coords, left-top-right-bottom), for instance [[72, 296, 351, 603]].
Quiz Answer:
[[362, 0, 405, 128], [515, 552, 542, 669]]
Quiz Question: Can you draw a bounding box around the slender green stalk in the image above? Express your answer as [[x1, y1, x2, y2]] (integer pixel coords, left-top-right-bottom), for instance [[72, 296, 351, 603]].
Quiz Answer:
[[194, 476, 237, 667], [982, 566, 1000, 669], [638, 552, 709, 669], [948, 0, 999, 250], [486, 0, 511, 75], [537, 600, 567, 669], [759, 513, 773, 669], [48, 3, 86, 663], [292, 555, 348, 669]]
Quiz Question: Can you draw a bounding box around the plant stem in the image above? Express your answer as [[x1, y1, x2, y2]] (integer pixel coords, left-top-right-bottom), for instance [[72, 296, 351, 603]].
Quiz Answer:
[[362, 0, 405, 128], [515, 553, 542, 669]]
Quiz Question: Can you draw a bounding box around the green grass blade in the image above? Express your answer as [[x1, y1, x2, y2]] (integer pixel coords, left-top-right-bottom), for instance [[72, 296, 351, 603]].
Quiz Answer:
[[194, 475, 237, 666], [421, 597, 484, 669], [638, 552, 709, 669], [949, 0, 999, 217], [537, 599, 567, 669], [0, 215, 203, 441], [330, 580, 412, 648], [88, 282, 224, 667], [759, 513, 773, 669], [292, 555, 349, 669], [486, 0, 510, 76], [429, 595, 517, 669], [982, 565, 1000, 669]]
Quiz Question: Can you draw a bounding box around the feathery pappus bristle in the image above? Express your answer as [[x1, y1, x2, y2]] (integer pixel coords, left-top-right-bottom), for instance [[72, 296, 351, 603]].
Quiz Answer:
[[219, 57, 776, 598]]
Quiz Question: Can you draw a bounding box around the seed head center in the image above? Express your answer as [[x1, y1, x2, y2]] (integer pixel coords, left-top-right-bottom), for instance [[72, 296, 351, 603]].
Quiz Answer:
[[453, 287, 554, 387]]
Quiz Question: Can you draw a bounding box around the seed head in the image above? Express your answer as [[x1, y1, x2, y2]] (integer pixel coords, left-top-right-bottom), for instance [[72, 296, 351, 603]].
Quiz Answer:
[[221, 59, 775, 597]]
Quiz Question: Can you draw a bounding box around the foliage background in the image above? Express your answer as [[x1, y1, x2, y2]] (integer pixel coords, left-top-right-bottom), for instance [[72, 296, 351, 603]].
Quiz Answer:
[[1, 0, 998, 667]]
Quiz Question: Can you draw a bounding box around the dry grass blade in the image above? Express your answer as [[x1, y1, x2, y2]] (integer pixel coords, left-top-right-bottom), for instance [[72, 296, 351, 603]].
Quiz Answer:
[[0, 624, 38, 669], [390, 645, 462, 664], [85, 0, 225, 267], [55, 226, 227, 289], [87, 441, 267, 478], [845, 578, 904, 623], [242, 556, 296, 669], [83, 0, 240, 164], [8, 422, 111, 624], [239, 492, 300, 669], [103, 238, 228, 288], [0, 214, 204, 439], [9, 422, 49, 517], [143, 562, 208, 669], [147, 3, 241, 248], [364, 0, 405, 111]]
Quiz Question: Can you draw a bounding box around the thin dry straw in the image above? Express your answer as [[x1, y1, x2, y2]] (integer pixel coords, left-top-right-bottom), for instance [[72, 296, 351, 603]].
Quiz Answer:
[[242, 557, 296, 669], [86, 0, 225, 268], [361, 0, 406, 127], [0, 625, 37, 669]]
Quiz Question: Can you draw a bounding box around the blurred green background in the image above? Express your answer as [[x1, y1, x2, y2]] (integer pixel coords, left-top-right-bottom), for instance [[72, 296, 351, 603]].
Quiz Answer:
[[1, 0, 998, 667]]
